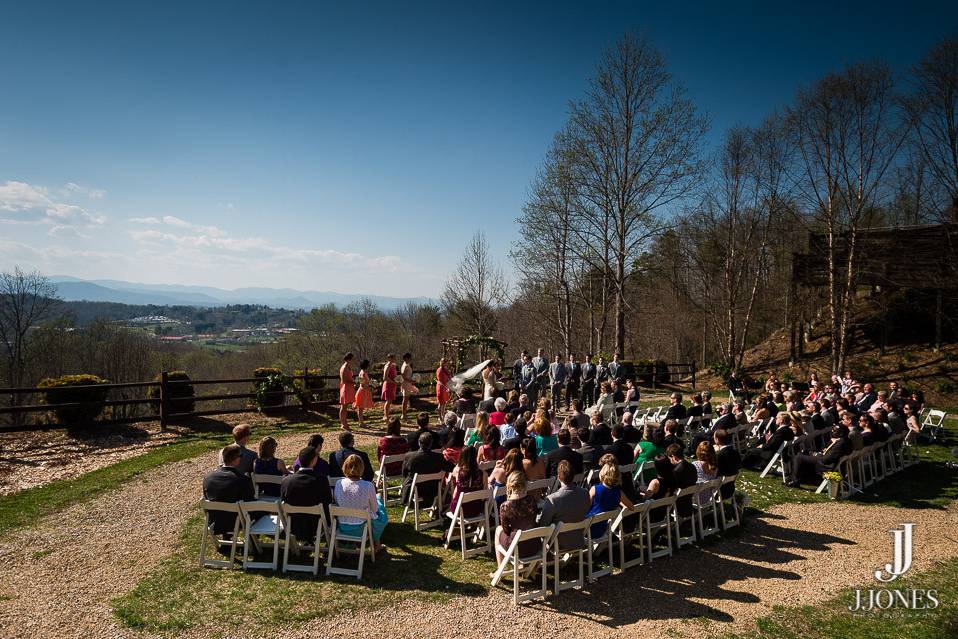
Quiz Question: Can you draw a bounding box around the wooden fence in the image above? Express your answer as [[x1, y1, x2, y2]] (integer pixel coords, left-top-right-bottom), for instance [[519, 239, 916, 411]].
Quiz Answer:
[[0, 368, 438, 433]]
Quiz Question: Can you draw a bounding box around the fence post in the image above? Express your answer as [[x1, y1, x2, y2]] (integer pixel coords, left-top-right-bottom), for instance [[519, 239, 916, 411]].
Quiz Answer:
[[303, 366, 310, 414], [691, 361, 696, 391], [159, 370, 168, 431]]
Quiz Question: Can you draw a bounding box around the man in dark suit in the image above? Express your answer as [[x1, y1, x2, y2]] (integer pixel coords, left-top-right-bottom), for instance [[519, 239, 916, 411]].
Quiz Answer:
[[479, 396, 496, 414], [712, 403, 737, 432], [570, 399, 590, 430], [203, 444, 255, 534], [787, 426, 852, 486], [537, 460, 591, 550], [713, 429, 742, 499], [512, 350, 528, 393], [544, 428, 584, 476], [580, 354, 597, 406], [669, 444, 698, 520], [565, 353, 581, 410], [604, 424, 634, 466], [609, 353, 624, 384], [401, 432, 454, 504], [662, 418, 685, 452], [743, 413, 795, 471], [280, 446, 332, 539], [590, 411, 613, 447], [595, 356, 609, 388], [855, 383, 877, 414], [549, 354, 567, 409], [576, 427, 601, 472], [520, 354, 538, 407], [660, 393, 687, 429], [619, 412, 642, 445], [406, 412, 435, 450], [328, 431, 374, 481]]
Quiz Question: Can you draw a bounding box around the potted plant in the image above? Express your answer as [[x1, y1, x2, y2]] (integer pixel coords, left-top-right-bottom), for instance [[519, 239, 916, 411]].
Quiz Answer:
[[252, 367, 289, 410], [823, 471, 843, 499]]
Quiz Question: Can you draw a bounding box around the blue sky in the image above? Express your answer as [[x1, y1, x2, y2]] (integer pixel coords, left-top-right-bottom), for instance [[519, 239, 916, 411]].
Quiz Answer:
[[1, 1, 955, 298]]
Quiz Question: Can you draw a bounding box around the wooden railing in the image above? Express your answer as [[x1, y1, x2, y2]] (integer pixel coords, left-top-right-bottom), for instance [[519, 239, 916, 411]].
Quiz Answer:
[[0, 368, 438, 433]]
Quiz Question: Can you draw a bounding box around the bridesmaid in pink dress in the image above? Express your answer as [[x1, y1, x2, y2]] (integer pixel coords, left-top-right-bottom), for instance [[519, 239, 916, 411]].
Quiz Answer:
[[436, 357, 451, 416], [352, 358, 374, 427], [339, 353, 355, 431], [381, 353, 398, 422]]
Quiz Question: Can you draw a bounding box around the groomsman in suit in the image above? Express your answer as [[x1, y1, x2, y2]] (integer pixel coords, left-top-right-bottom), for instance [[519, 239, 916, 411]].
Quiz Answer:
[[609, 352, 624, 385], [549, 354, 567, 409], [580, 354, 596, 406], [512, 350, 528, 393], [565, 353, 581, 411], [596, 356, 609, 389], [531, 348, 549, 398], [520, 353, 538, 406]]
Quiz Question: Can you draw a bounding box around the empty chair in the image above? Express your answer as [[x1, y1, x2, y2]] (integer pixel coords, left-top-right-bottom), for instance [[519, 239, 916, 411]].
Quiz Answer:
[[696, 479, 722, 539], [920, 409, 946, 442], [672, 484, 702, 548], [718, 476, 740, 529]]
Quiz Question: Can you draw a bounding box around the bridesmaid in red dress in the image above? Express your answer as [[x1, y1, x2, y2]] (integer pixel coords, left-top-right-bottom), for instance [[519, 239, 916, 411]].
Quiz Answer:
[[436, 357, 452, 416], [353, 358, 374, 427], [381, 353, 398, 422], [338, 353, 355, 431]]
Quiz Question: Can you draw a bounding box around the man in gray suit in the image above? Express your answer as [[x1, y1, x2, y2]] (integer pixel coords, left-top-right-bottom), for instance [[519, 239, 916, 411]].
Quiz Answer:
[[218, 423, 256, 475], [537, 460, 591, 550]]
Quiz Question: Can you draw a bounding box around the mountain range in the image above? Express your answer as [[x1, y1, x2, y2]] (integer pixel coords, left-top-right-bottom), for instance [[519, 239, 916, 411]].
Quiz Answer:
[[49, 276, 437, 311]]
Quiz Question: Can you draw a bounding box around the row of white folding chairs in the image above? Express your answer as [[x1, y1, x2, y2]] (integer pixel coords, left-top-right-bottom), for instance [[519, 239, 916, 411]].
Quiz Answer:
[[490, 475, 741, 605], [814, 432, 915, 497], [199, 499, 377, 579]]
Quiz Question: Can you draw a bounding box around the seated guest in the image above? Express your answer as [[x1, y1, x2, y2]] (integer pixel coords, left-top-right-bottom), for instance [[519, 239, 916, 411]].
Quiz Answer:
[[570, 399, 590, 430], [378, 417, 410, 476], [292, 434, 329, 474], [499, 410, 518, 442], [687, 394, 704, 418], [521, 437, 547, 484], [538, 460, 591, 549], [714, 429, 741, 498], [511, 394, 531, 420], [490, 398, 508, 426], [641, 456, 677, 522], [405, 412, 435, 451], [280, 446, 333, 540], [454, 388, 477, 416], [743, 412, 796, 470], [702, 391, 714, 417], [692, 441, 718, 505], [478, 426, 507, 463], [859, 413, 888, 445], [436, 411, 458, 447], [466, 411, 489, 447], [334, 454, 387, 552], [843, 411, 864, 450], [592, 381, 616, 418], [590, 411, 613, 447], [787, 425, 852, 487], [885, 402, 906, 435], [488, 448, 524, 507], [587, 458, 634, 537], [533, 415, 559, 455], [870, 390, 887, 413], [328, 431, 374, 481], [502, 418, 527, 452], [619, 412, 642, 445], [669, 444, 698, 522], [605, 424, 634, 466], [252, 436, 289, 497], [624, 379, 639, 403], [543, 427, 584, 477], [401, 432, 454, 505], [203, 444, 255, 534], [576, 427, 602, 472], [662, 418, 684, 451], [660, 393, 687, 429], [495, 471, 540, 564], [855, 383, 877, 413], [443, 428, 466, 464], [711, 403, 737, 432], [218, 423, 257, 475], [504, 390, 520, 415], [446, 446, 487, 516], [634, 427, 666, 483]]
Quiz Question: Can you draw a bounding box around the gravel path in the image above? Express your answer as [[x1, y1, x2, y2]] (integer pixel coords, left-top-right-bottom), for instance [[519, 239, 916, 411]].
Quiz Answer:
[[0, 431, 955, 639]]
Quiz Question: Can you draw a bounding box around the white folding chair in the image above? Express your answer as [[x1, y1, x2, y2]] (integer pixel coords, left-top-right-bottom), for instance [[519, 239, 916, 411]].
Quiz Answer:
[[920, 409, 946, 442], [459, 413, 476, 430], [586, 509, 619, 581], [758, 441, 787, 479], [374, 453, 408, 505], [250, 473, 284, 501], [478, 459, 496, 473], [239, 500, 283, 571], [527, 477, 556, 496], [199, 500, 245, 569], [445, 488, 493, 559], [644, 496, 675, 560], [325, 506, 375, 579], [547, 518, 591, 593], [279, 502, 328, 575], [696, 479, 722, 538], [401, 472, 446, 530], [718, 476, 740, 529], [612, 502, 649, 570], [492, 524, 555, 605], [672, 485, 701, 548]]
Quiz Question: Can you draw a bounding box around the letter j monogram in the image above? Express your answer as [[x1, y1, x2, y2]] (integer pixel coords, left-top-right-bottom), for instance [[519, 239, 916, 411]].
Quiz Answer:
[[875, 523, 914, 582]]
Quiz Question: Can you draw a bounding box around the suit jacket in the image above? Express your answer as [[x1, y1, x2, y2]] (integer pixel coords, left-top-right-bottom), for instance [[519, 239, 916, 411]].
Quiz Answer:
[[581, 363, 596, 383], [608, 361, 623, 382], [203, 466, 255, 533], [479, 397, 496, 414], [544, 445, 584, 477], [687, 405, 704, 418], [538, 484, 591, 549], [572, 411, 590, 430], [328, 447, 374, 481], [531, 357, 549, 387], [763, 425, 795, 452], [567, 362, 582, 383], [219, 445, 257, 475], [661, 404, 687, 428], [596, 364, 609, 382], [716, 446, 741, 499], [621, 424, 642, 445], [405, 426, 433, 451], [549, 361, 567, 385], [822, 437, 852, 467], [577, 444, 602, 472], [502, 434, 524, 452], [673, 459, 698, 516], [590, 423, 613, 447], [280, 468, 332, 538], [401, 449, 454, 503], [712, 412, 736, 432], [855, 392, 877, 413], [604, 439, 634, 466]]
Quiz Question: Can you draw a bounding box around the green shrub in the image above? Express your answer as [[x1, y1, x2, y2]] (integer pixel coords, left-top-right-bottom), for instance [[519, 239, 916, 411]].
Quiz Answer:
[[709, 361, 733, 383], [37, 374, 110, 426], [148, 371, 195, 415], [252, 368, 288, 408]]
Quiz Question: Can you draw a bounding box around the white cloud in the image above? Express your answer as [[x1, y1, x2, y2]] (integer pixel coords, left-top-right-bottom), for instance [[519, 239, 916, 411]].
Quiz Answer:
[[63, 182, 106, 199], [0, 180, 106, 229], [128, 216, 161, 224], [48, 225, 90, 239], [128, 214, 225, 237]]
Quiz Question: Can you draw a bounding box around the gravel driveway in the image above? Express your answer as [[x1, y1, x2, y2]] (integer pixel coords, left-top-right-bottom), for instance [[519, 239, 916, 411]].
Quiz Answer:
[[0, 431, 955, 639]]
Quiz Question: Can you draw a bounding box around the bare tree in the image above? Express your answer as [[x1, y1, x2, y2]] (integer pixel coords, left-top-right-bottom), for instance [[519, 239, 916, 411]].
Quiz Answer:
[[442, 231, 507, 337], [789, 62, 907, 374], [907, 37, 958, 221], [568, 32, 706, 356]]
